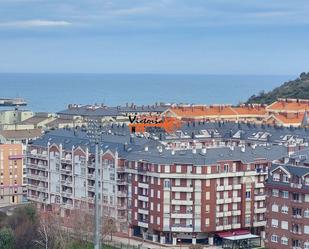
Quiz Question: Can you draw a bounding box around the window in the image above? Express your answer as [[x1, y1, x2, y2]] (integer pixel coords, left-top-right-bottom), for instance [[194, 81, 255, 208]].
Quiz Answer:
[[282, 190, 289, 199], [305, 194, 309, 202], [157, 217, 160, 225], [196, 166, 201, 174], [305, 177, 309, 186], [304, 209, 309, 218], [281, 205, 288, 214], [157, 204, 160, 212], [305, 242, 309, 249], [205, 218, 209, 227], [305, 225, 309, 234], [272, 204, 278, 212], [150, 189, 154, 198], [176, 165, 181, 173], [281, 221, 288, 230], [271, 219, 278, 227], [272, 189, 279, 197], [282, 174, 289, 183], [245, 191, 251, 199], [164, 165, 170, 173], [273, 173, 280, 181], [245, 215, 250, 225], [271, 235, 278, 243], [223, 164, 229, 173], [281, 237, 288, 245]]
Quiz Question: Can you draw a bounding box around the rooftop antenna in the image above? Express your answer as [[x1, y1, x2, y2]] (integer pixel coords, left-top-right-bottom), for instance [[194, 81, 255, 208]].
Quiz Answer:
[[87, 119, 101, 249]]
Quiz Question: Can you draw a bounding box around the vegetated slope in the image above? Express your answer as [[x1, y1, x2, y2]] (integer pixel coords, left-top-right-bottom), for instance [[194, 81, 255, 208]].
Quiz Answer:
[[246, 72, 309, 104]]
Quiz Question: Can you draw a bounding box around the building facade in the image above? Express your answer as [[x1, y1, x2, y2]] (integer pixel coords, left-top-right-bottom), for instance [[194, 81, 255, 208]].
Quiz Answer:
[[265, 163, 309, 249], [0, 143, 27, 207]]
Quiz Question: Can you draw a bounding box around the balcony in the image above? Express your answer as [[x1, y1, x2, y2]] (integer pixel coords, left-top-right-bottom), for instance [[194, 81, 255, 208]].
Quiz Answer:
[[255, 208, 266, 214], [217, 185, 224, 191], [138, 195, 149, 202], [217, 199, 224, 204], [224, 185, 233, 191], [216, 212, 223, 218], [138, 221, 148, 228], [232, 210, 241, 216], [171, 211, 193, 219], [88, 185, 95, 192], [117, 179, 127, 185], [117, 191, 127, 198], [216, 225, 224, 231], [138, 182, 149, 189], [233, 184, 242, 190], [138, 208, 149, 215], [255, 182, 264, 188], [291, 183, 302, 189], [232, 197, 241, 202], [171, 199, 193, 205], [255, 195, 266, 201], [60, 167, 72, 175], [27, 152, 48, 160], [253, 221, 266, 227], [171, 186, 193, 192], [171, 225, 193, 232], [232, 223, 241, 229]]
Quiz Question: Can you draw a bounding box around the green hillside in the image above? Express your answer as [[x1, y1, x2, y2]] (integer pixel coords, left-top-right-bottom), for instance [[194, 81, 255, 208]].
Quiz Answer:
[[246, 72, 309, 104]]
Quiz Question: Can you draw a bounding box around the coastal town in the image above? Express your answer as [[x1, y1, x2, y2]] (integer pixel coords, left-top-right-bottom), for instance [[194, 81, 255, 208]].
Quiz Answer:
[[0, 95, 309, 249]]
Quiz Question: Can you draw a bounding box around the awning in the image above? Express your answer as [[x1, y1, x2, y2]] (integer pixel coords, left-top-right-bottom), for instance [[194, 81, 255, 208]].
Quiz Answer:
[[217, 229, 250, 238], [223, 234, 260, 241]]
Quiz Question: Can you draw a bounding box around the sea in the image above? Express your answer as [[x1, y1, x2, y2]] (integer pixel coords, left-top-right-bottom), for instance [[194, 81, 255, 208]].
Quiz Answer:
[[0, 73, 294, 112]]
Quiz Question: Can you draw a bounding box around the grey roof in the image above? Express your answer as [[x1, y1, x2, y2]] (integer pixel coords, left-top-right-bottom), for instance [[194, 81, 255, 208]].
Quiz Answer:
[[32, 128, 288, 165], [57, 104, 169, 117], [268, 162, 309, 191]]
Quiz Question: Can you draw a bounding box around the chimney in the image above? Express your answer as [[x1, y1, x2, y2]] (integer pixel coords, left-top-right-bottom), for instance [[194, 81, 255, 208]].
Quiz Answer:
[[158, 146, 163, 153]]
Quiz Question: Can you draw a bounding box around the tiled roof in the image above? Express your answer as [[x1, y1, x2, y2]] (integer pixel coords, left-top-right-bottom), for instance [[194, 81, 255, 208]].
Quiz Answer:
[[267, 99, 309, 112], [0, 128, 42, 139], [169, 105, 266, 118]]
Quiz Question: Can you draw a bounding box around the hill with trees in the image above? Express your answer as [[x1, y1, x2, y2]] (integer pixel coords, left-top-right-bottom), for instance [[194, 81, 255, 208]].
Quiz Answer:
[[246, 72, 309, 104]]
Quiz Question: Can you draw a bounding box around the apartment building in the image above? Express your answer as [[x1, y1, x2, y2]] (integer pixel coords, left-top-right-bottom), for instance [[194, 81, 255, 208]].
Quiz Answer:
[[126, 145, 287, 246], [26, 127, 293, 246], [26, 130, 132, 232], [265, 162, 309, 249], [0, 143, 27, 207]]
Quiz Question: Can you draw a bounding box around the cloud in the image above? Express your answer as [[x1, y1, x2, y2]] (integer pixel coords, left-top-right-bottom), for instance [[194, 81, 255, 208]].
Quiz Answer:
[[0, 19, 72, 28]]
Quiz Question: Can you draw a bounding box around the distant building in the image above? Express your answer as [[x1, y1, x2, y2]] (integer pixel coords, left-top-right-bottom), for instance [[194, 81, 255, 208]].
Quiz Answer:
[[57, 103, 169, 124], [0, 109, 33, 128], [0, 143, 27, 207], [0, 128, 42, 144]]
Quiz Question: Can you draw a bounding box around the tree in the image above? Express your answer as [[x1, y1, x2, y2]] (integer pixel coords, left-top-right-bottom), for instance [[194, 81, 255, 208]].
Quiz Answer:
[[0, 227, 14, 249], [102, 218, 117, 241], [6, 204, 38, 249]]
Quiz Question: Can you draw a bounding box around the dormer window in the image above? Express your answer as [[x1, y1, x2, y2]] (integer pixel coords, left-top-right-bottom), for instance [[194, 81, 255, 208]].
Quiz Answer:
[[305, 177, 309, 186], [282, 175, 289, 183], [273, 173, 280, 182]]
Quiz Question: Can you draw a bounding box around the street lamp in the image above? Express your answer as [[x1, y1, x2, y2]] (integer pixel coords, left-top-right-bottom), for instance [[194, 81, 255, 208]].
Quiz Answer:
[[87, 119, 101, 249]]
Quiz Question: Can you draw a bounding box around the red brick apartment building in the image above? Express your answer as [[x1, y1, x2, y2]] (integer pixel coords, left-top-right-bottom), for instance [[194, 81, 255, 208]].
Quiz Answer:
[[265, 160, 309, 249]]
